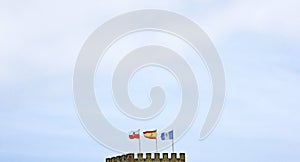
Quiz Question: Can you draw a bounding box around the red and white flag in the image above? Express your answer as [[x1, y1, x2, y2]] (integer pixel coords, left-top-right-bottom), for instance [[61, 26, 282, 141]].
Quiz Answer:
[[129, 130, 140, 139]]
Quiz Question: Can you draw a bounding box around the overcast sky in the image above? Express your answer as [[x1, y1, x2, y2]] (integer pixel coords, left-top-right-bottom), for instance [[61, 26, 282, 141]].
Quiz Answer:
[[1, 0, 300, 161]]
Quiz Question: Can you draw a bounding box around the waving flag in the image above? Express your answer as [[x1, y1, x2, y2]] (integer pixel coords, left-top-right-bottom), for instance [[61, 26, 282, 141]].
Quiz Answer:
[[129, 130, 140, 139], [143, 130, 157, 139], [161, 130, 174, 140]]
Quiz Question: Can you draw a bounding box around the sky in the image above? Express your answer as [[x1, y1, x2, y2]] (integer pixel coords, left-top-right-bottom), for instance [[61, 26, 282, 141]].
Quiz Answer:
[[1, 0, 300, 161]]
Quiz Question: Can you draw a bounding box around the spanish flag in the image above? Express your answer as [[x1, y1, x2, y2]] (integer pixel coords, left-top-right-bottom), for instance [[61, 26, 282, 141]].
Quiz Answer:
[[143, 130, 157, 139]]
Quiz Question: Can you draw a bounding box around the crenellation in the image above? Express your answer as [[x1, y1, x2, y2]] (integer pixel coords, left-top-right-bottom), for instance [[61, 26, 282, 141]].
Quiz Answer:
[[162, 153, 169, 162], [105, 153, 185, 162], [154, 153, 160, 162]]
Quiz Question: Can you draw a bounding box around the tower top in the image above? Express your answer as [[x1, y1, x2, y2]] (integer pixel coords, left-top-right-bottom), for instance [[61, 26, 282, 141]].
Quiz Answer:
[[106, 152, 185, 162]]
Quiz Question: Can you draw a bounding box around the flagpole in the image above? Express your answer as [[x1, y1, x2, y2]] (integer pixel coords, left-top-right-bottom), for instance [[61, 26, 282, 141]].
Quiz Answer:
[[172, 129, 174, 153], [155, 130, 158, 152], [139, 138, 141, 153], [138, 129, 141, 153]]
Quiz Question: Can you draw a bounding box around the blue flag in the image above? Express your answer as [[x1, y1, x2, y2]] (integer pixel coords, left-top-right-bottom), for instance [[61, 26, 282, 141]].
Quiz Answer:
[[161, 130, 173, 140]]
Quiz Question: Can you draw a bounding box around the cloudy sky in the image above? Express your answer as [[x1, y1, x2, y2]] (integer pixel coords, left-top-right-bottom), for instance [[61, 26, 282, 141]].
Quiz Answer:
[[1, 0, 300, 161]]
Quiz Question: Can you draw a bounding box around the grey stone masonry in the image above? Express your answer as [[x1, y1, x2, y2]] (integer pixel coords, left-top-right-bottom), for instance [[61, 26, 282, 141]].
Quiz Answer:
[[106, 153, 185, 162]]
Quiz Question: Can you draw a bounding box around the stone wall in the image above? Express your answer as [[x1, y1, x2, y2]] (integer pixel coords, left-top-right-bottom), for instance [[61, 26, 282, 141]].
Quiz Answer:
[[106, 153, 185, 162]]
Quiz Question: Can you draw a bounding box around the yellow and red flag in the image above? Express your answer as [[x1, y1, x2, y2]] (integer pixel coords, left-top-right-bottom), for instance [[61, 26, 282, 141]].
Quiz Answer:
[[143, 130, 157, 139]]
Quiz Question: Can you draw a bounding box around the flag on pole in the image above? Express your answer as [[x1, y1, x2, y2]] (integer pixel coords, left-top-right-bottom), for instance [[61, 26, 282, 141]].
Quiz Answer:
[[143, 130, 158, 152], [129, 130, 140, 139], [161, 130, 175, 152], [161, 130, 174, 140], [143, 130, 157, 139]]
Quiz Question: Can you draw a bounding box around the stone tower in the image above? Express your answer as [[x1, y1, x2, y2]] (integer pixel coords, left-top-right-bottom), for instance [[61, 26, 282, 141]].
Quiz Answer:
[[106, 152, 185, 162]]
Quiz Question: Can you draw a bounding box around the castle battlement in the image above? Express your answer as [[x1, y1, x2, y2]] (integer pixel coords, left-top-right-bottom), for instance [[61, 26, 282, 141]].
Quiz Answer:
[[106, 152, 185, 162]]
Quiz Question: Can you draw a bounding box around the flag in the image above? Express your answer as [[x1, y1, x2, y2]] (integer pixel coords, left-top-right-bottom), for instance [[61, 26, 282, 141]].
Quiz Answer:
[[129, 130, 140, 139], [143, 130, 157, 139], [161, 130, 173, 140]]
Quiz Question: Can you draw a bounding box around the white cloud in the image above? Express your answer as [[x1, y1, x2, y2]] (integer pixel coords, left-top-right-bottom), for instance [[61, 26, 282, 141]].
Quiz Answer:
[[198, 0, 300, 42]]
